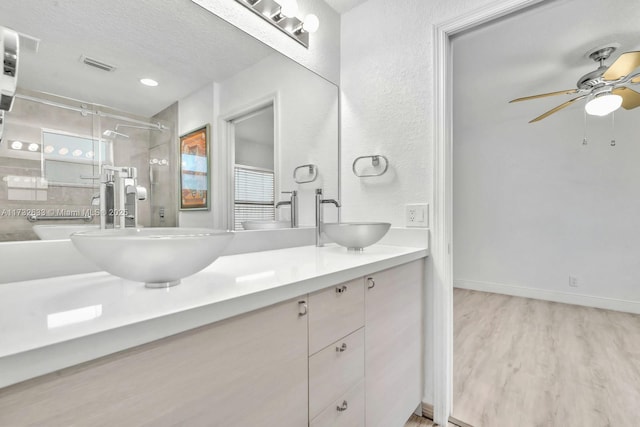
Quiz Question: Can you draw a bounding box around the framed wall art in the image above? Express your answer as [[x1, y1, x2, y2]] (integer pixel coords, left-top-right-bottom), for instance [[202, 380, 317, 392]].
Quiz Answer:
[[179, 124, 210, 210]]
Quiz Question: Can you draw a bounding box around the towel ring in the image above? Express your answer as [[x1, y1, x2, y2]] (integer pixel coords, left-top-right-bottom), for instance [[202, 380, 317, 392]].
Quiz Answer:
[[293, 164, 318, 184], [352, 155, 389, 177]]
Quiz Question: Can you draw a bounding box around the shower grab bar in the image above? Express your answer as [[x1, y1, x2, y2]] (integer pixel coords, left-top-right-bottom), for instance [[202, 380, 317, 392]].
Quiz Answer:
[[27, 214, 93, 222], [352, 155, 389, 177], [293, 164, 318, 184]]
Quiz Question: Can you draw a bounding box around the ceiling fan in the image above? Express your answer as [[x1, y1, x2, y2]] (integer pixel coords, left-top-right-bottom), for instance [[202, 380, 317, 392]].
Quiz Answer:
[[510, 46, 640, 123]]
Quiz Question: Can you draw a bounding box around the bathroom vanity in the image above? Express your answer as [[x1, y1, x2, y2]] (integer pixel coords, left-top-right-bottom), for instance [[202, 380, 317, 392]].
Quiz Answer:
[[0, 244, 426, 426]]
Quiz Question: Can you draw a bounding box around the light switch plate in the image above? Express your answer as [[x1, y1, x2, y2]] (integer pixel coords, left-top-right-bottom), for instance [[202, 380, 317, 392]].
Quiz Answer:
[[406, 203, 428, 227]]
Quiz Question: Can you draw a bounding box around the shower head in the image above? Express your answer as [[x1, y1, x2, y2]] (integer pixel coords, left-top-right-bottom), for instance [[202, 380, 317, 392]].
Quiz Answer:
[[102, 129, 129, 139]]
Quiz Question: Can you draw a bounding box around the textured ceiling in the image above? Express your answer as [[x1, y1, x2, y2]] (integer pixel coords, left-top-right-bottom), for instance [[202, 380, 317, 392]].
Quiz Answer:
[[453, 0, 640, 127], [0, 0, 274, 117]]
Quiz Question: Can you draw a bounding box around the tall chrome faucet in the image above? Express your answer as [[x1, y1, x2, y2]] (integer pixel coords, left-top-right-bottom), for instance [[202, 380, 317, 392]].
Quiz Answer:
[[276, 190, 298, 228], [315, 188, 340, 247], [99, 165, 147, 229]]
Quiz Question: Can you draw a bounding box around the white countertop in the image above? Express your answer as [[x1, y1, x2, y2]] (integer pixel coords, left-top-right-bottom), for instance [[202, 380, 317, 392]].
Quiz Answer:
[[0, 243, 427, 388]]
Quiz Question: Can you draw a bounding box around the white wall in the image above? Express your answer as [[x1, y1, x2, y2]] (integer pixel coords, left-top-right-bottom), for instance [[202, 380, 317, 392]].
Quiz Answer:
[[452, 43, 640, 311], [219, 53, 339, 227], [191, 0, 341, 85], [340, 0, 497, 406], [178, 82, 218, 228], [340, 0, 495, 227]]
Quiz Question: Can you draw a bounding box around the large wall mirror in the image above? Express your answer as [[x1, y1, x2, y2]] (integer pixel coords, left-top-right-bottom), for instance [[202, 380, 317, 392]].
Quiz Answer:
[[0, 0, 338, 242]]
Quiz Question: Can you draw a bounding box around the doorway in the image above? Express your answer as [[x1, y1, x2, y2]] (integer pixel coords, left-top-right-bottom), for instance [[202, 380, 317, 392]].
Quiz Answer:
[[229, 104, 276, 230]]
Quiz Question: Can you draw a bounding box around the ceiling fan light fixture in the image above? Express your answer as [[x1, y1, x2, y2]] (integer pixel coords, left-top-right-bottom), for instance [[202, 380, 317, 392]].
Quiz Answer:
[[585, 93, 622, 116]]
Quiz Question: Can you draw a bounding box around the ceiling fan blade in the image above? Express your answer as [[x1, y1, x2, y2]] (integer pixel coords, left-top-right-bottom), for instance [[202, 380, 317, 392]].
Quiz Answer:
[[602, 51, 640, 81], [509, 89, 578, 103], [612, 87, 640, 110], [529, 95, 587, 123]]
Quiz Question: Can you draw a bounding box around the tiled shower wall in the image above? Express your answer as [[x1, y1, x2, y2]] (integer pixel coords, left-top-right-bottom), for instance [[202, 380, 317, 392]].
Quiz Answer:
[[0, 93, 99, 241], [0, 91, 176, 241], [150, 102, 178, 227]]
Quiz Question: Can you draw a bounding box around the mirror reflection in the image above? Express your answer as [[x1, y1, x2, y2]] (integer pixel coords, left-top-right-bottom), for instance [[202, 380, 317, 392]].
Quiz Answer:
[[0, 0, 338, 242]]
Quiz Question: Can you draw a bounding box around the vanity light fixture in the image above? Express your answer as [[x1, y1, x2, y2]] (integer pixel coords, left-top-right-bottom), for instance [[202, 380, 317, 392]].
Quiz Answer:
[[8, 140, 41, 152], [139, 78, 158, 87], [235, 0, 320, 48]]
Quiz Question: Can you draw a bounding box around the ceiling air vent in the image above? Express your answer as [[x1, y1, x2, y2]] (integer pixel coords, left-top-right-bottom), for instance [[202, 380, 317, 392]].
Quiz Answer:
[[80, 55, 116, 72]]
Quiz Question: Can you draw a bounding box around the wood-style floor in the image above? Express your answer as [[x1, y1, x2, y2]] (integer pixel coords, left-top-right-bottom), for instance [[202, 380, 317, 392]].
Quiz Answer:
[[404, 413, 460, 427], [404, 414, 436, 426], [452, 288, 640, 427]]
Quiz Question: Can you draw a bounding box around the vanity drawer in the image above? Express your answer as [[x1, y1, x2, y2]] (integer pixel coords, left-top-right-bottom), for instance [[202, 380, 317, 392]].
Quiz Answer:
[[310, 379, 365, 427], [309, 328, 365, 419], [308, 278, 364, 355]]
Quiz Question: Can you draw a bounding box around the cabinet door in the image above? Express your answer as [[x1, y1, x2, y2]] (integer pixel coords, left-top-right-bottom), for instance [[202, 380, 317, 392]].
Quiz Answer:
[[365, 259, 424, 427], [0, 298, 309, 427], [308, 277, 365, 355], [310, 379, 365, 427], [309, 327, 365, 419]]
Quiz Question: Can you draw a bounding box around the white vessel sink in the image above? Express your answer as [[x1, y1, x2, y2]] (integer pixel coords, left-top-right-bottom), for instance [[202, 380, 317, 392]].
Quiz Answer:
[[323, 222, 391, 251], [33, 224, 100, 240], [71, 228, 234, 288], [242, 220, 290, 230]]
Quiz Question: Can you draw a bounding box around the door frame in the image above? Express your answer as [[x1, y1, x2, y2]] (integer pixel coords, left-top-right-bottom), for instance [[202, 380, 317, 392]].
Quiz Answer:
[[220, 93, 280, 230], [431, 0, 547, 424]]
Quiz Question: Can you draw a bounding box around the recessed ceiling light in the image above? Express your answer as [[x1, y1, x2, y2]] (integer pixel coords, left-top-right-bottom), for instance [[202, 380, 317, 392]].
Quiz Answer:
[[58, 147, 69, 155], [10, 140, 23, 150], [140, 78, 158, 87], [28, 143, 40, 152], [72, 149, 83, 157], [44, 145, 54, 154]]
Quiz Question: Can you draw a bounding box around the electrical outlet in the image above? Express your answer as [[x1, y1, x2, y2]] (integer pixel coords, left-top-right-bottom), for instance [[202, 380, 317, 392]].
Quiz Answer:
[[569, 275, 579, 288], [406, 203, 428, 227]]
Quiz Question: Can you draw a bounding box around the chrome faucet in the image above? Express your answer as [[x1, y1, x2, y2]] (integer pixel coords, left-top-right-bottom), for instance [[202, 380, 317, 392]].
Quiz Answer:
[[276, 190, 298, 228], [315, 188, 340, 247], [99, 165, 147, 229]]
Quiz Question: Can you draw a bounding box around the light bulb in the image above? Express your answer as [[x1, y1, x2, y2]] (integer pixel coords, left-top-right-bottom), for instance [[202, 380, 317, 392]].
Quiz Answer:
[[10, 140, 23, 150], [27, 143, 39, 152], [279, 0, 298, 18], [302, 14, 320, 33], [585, 93, 622, 116]]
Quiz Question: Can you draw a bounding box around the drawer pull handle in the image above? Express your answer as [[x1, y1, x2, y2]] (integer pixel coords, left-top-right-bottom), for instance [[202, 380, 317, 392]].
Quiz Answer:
[[337, 400, 348, 412], [336, 343, 347, 352], [336, 285, 347, 294], [298, 300, 308, 316], [367, 277, 375, 289]]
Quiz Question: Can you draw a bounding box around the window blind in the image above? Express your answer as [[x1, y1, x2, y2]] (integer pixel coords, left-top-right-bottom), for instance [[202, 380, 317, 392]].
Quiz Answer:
[[234, 166, 275, 230]]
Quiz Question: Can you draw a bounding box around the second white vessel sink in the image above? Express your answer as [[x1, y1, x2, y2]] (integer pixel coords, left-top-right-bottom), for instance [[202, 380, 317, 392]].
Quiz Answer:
[[242, 220, 290, 230], [323, 222, 391, 251], [71, 227, 234, 288]]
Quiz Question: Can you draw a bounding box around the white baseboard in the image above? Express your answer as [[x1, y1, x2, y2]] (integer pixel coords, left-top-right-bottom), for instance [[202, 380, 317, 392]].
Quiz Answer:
[[454, 279, 640, 315]]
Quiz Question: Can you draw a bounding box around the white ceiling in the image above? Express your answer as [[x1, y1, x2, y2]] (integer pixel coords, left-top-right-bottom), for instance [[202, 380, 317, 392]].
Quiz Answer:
[[0, 0, 275, 117], [322, 0, 369, 14], [453, 0, 640, 127]]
